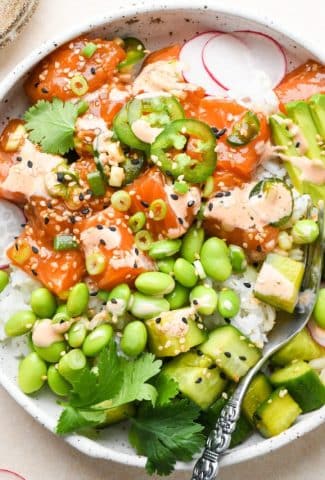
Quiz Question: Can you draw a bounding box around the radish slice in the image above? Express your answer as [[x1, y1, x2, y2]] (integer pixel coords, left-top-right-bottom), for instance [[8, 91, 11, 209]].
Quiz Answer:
[[0, 200, 25, 266], [180, 31, 226, 96], [232, 30, 287, 87], [308, 319, 325, 347], [0, 470, 26, 480], [203, 33, 254, 91]]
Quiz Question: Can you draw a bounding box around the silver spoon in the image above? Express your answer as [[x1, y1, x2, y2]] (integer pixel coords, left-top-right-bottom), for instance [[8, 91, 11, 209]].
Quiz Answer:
[[191, 205, 324, 480]]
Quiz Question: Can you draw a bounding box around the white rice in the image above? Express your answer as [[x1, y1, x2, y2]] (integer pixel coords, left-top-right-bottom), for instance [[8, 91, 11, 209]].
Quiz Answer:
[[0, 266, 40, 340]]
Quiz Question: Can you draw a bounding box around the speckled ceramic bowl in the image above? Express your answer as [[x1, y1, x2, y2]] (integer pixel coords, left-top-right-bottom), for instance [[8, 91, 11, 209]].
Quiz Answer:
[[0, 0, 324, 471], [0, 0, 38, 48]]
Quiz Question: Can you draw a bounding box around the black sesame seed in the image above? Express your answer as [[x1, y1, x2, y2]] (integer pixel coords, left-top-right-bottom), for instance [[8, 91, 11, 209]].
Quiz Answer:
[[27, 160, 33, 168], [155, 317, 161, 324], [47, 201, 53, 209], [244, 282, 251, 288], [256, 245, 262, 252], [41, 87, 49, 94], [99, 239, 106, 246], [90, 67, 96, 75], [295, 141, 300, 148], [14, 236, 18, 240], [182, 317, 188, 324], [208, 364, 217, 370], [171, 193, 179, 200], [57, 172, 64, 182], [239, 355, 247, 361], [14, 243, 18, 251], [96, 224, 104, 230], [140, 200, 149, 208], [16, 156, 22, 162], [34, 82, 40, 88], [32, 246, 39, 254], [211, 126, 227, 139], [208, 202, 213, 211], [196, 350, 203, 356], [133, 262, 138, 268], [192, 299, 198, 305], [224, 318, 231, 324], [220, 371, 227, 380], [31, 269, 38, 276], [215, 192, 224, 198], [81, 207, 90, 215], [69, 216, 76, 224], [224, 351, 231, 358], [79, 193, 85, 201], [20, 223, 26, 228], [44, 217, 50, 225], [178, 217, 184, 225], [224, 191, 231, 197], [187, 200, 195, 207], [109, 226, 116, 231], [195, 377, 202, 384], [90, 291, 98, 296], [134, 248, 139, 255], [110, 298, 117, 304]]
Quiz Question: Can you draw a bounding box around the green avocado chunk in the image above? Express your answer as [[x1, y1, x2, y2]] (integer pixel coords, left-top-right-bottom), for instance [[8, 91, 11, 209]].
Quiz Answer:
[[254, 253, 304, 313]]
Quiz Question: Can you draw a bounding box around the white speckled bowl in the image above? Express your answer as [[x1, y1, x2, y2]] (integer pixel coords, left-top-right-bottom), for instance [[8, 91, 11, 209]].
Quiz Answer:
[[0, 0, 324, 471]]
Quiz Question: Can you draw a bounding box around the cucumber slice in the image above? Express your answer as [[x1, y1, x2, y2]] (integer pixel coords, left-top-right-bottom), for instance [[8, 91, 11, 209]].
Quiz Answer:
[[162, 350, 227, 410], [271, 328, 324, 366], [254, 253, 304, 313], [270, 360, 325, 412], [200, 395, 252, 447], [242, 373, 273, 424], [200, 325, 261, 382], [254, 388, 302, 437], [249, 179, 293, 227], [145, 307, 207, 357]]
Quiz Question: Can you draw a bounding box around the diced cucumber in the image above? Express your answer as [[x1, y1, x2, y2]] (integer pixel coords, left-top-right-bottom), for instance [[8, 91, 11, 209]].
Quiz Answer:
[[270, 360, 325, 412], [200, 325, 261, 382], [200, 395, 252, 447], [271, 328, 325, 365], [254, 388, 302, 438], [162, 350, 227, 410], [254, 253, 304, 313], [309, 93, 325, 139], [242, 373, 273, 424], [145, 307, 207, 357]]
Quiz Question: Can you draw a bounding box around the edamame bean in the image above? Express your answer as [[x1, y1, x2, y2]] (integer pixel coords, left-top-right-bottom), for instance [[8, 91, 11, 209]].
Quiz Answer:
[[18, 352, 47, 394], [58, 349, 87, 383], [97, 290, 110, 302], [157, 257, 175, 274], [135, 272, 175, 296], [82, 324, 113, 357], [47, 365, 70, 396], [313, 288, 325, 328], [0, 270, 9, 293], [180, 226, 205, 263], [148, 239, 182, 259], [34, 341, 67, 363], [217, 289, 240, 318], [130, 292, 170, 320], [5, 310, 36, 337], [56, 304, 68, 315], [120, 321, 147, 356], [67, 283, 89, 317], [292, 220, 319, 245], [190, 285, 218, 315], [200, 237, 232, 282], [165, 282, 190, 309], [277, 231, 293, 251], [31, 288, 57, 318], [173, 258, 198, 288], [68, 321, 87, 348], [229, 245, 247, 273], [107, 284, 131, 316]]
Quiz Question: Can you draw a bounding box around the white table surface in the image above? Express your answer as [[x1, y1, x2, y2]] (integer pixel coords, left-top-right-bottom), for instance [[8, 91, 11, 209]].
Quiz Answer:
[[0, 0, 324, 479]]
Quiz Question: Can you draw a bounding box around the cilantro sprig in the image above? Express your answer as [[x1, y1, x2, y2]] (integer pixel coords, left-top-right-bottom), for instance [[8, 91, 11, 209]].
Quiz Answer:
[[56, 340, 161, 435], [23, 98, 85, 155], [129, 400, 205, 475]]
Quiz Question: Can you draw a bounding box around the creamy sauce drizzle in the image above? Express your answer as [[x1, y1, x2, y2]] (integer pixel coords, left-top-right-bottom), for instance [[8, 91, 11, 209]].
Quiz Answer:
[[32, 319, 65, 348], [255, 262, 294, 300], [164, 184, 201, 238], [131, 119, 163, 144], [281, 154, 325, 185], [80, 226, 121, 253]]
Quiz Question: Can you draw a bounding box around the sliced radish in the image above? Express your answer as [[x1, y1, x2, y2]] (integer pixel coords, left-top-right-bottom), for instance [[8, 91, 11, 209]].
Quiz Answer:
[[0, 470, 26, 480], [232, 30, 287, 87], [203, 33, 254, 91], [308, 319, 325, 347], [180, 31, 226, 96], [0, 200, 25, 266]]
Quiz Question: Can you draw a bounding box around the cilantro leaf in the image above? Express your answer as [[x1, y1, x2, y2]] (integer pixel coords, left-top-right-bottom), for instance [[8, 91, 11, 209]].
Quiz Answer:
[[56, 340, 162, 435], [24, 98, 80, 155], [129, 400, 205, 476], [153, 374, 179, 406]]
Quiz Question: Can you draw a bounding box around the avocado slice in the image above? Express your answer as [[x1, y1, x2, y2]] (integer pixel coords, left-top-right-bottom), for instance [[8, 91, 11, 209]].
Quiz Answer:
[[254, 253, 304, 313], [309, 93, 325, 139], [162, 350, 227, 410], [145, 307, 207, 357]]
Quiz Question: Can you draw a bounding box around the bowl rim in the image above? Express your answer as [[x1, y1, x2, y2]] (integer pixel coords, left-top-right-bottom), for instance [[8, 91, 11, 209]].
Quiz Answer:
[[0, 0, 324, 471]]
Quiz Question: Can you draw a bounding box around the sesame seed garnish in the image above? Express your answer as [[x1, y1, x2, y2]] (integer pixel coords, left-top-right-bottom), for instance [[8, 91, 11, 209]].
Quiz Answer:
[[181, 317, 188, 324], [195, 377, 202, 384], [224, 191, 231, 197], [140, 200, 149, 208], [187, 200, 195, 207], [208, 202, 213, 211], [16, 156, 22, 162], [81, 207, 90, 215], [96, 224, 104, 230], [224, 351, 231, 358], [134, 247, 139, 255], [220, 371, 227, 379], [244, 282, 251, 288], [27, 160, 33, 168], [32, 246, 39, 254], [215, 192, 224, 198], [99, 239, 106, 246], [109, 226, 116, 231], [41, 87, 49, 94], [44, 217, 50, 225], [178, 217, 184, 225], [31, 269, 38, 276], [155, 317, 161, 324], [239, 355, 247, 361], [170, 193, 178, 200]]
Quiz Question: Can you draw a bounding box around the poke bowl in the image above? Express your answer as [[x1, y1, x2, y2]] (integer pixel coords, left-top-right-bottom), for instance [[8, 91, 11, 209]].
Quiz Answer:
[[0, 0, 324, 475]]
